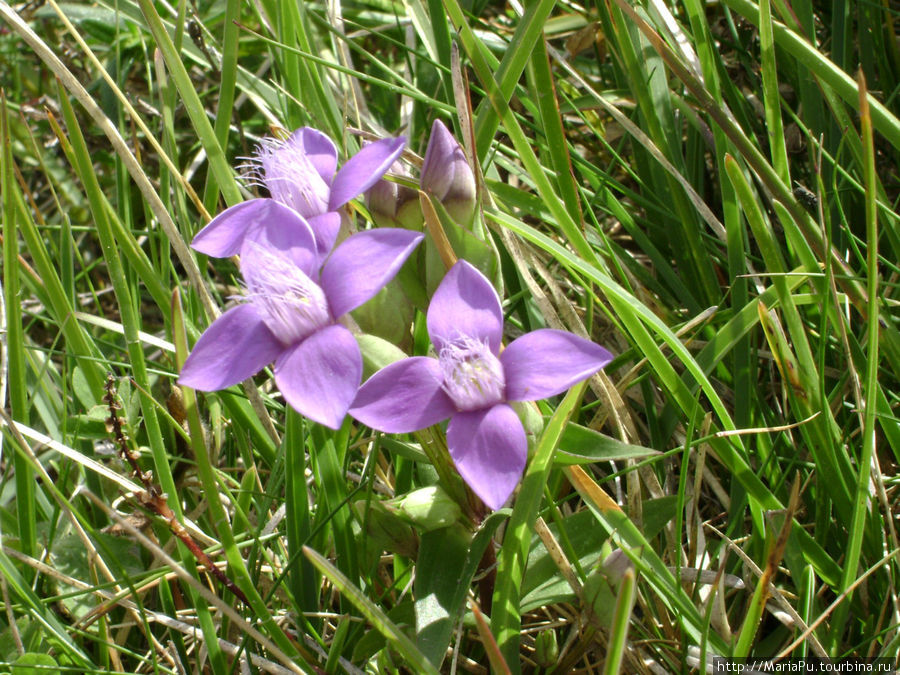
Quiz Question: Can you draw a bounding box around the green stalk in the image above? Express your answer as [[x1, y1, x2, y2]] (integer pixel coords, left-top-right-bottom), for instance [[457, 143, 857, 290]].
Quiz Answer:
[[604, 569, 636, 675], [759, 0, 790, 185], [285, 409, 318, 615], [1, 91, 35, 567], [526, 37, 582, 226], [831, 72, 881, 650]]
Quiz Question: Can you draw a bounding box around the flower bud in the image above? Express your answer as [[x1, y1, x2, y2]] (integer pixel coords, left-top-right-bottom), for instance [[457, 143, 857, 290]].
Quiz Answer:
[[366, 162, 424, 229], [420, 120, 477, 227], [353, 499, 418, 558], [388, 485, 462, 532], [534, 629, 559, 668]]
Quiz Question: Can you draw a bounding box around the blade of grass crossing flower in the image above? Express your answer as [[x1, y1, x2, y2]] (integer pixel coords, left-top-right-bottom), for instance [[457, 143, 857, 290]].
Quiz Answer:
[[304, 546, 439, 674], [1, 93, 36, 568], [603, 568, 636, 675], [491, 383, 588, 671], [831, 71, 882, 650]]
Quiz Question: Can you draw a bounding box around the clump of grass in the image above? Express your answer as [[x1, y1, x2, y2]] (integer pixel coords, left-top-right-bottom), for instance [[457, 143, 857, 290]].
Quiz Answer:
[[0, 0, 897, 672]]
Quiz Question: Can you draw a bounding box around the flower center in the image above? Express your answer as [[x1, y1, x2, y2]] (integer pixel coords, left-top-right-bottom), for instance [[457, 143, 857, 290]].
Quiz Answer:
[[256, 136, 330, 218], [241, 243, 333, 345], [438, 336, 506, 411]]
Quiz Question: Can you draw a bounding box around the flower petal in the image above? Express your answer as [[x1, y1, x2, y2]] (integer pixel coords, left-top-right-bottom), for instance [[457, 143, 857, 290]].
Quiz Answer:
[[307, 212, 342, 257], [240, 206, 319, 275], [298, 127, 338, 183], [191, 198, 270, 258], [427, 260, 503, 353], [178, 304, 283, 391], [447, 404, 526, 510], [500, 329, 613, 401], [274, 324, 362, 429], [350, 357, 456, 433], [328, 136, 407, 210], [320, 228, 424, 317]]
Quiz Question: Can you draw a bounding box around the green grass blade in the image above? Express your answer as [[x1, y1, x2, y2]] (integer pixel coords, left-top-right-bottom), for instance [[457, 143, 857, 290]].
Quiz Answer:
[[304, 545, 439, 674], [491, 383, 588, 671]]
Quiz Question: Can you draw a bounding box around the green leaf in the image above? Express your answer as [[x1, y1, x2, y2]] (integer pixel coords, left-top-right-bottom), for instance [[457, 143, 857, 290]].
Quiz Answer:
[[414, 525, 471, 667], [554, 422, 659, 465], [11, 652, 59, 675]]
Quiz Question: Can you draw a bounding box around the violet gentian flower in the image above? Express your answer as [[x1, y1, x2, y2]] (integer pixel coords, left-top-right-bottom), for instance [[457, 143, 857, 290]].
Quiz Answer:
[[191, 127, 406, 258], [350, 260, 613, 509], [420, 120, 477, 227], [179, 216, 423, 429]]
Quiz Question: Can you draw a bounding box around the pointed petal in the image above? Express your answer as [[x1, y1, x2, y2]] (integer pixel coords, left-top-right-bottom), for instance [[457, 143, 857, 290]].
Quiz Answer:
[[427, 260, 503, 353], [328, 136, 407, 210], [447, 404, 526, 510], [307, 212, 342, 257], [420, 120, 477, 226], [350, 357, 455, 433], [241, 205, 319, 275], [178, 304, 283, 391], [191, 198, 269, 257], [298, 127, 338, 183], [274, 324, 362, 429], [500, 329, 613, 401], [321, 228, 423, 317]]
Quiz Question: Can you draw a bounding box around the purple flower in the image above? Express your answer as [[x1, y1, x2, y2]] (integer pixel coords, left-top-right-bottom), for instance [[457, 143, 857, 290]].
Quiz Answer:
[[420, 120, 477, 227], [179, 216, 423, 429], [349, 261, 613, 509], [191, 127, 406, 258]]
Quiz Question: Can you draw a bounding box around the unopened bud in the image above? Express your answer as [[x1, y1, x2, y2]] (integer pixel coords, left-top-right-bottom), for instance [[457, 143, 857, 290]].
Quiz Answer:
[[366, 162, 424, 229], [420, 120, 477, 227], [389, 485, 462, 532], [534, 629, 559, 668], [353, 500, 418, 558]]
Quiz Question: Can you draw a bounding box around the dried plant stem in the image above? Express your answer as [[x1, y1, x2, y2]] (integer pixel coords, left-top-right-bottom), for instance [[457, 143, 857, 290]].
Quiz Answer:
[[103, 375, 250, 607]]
